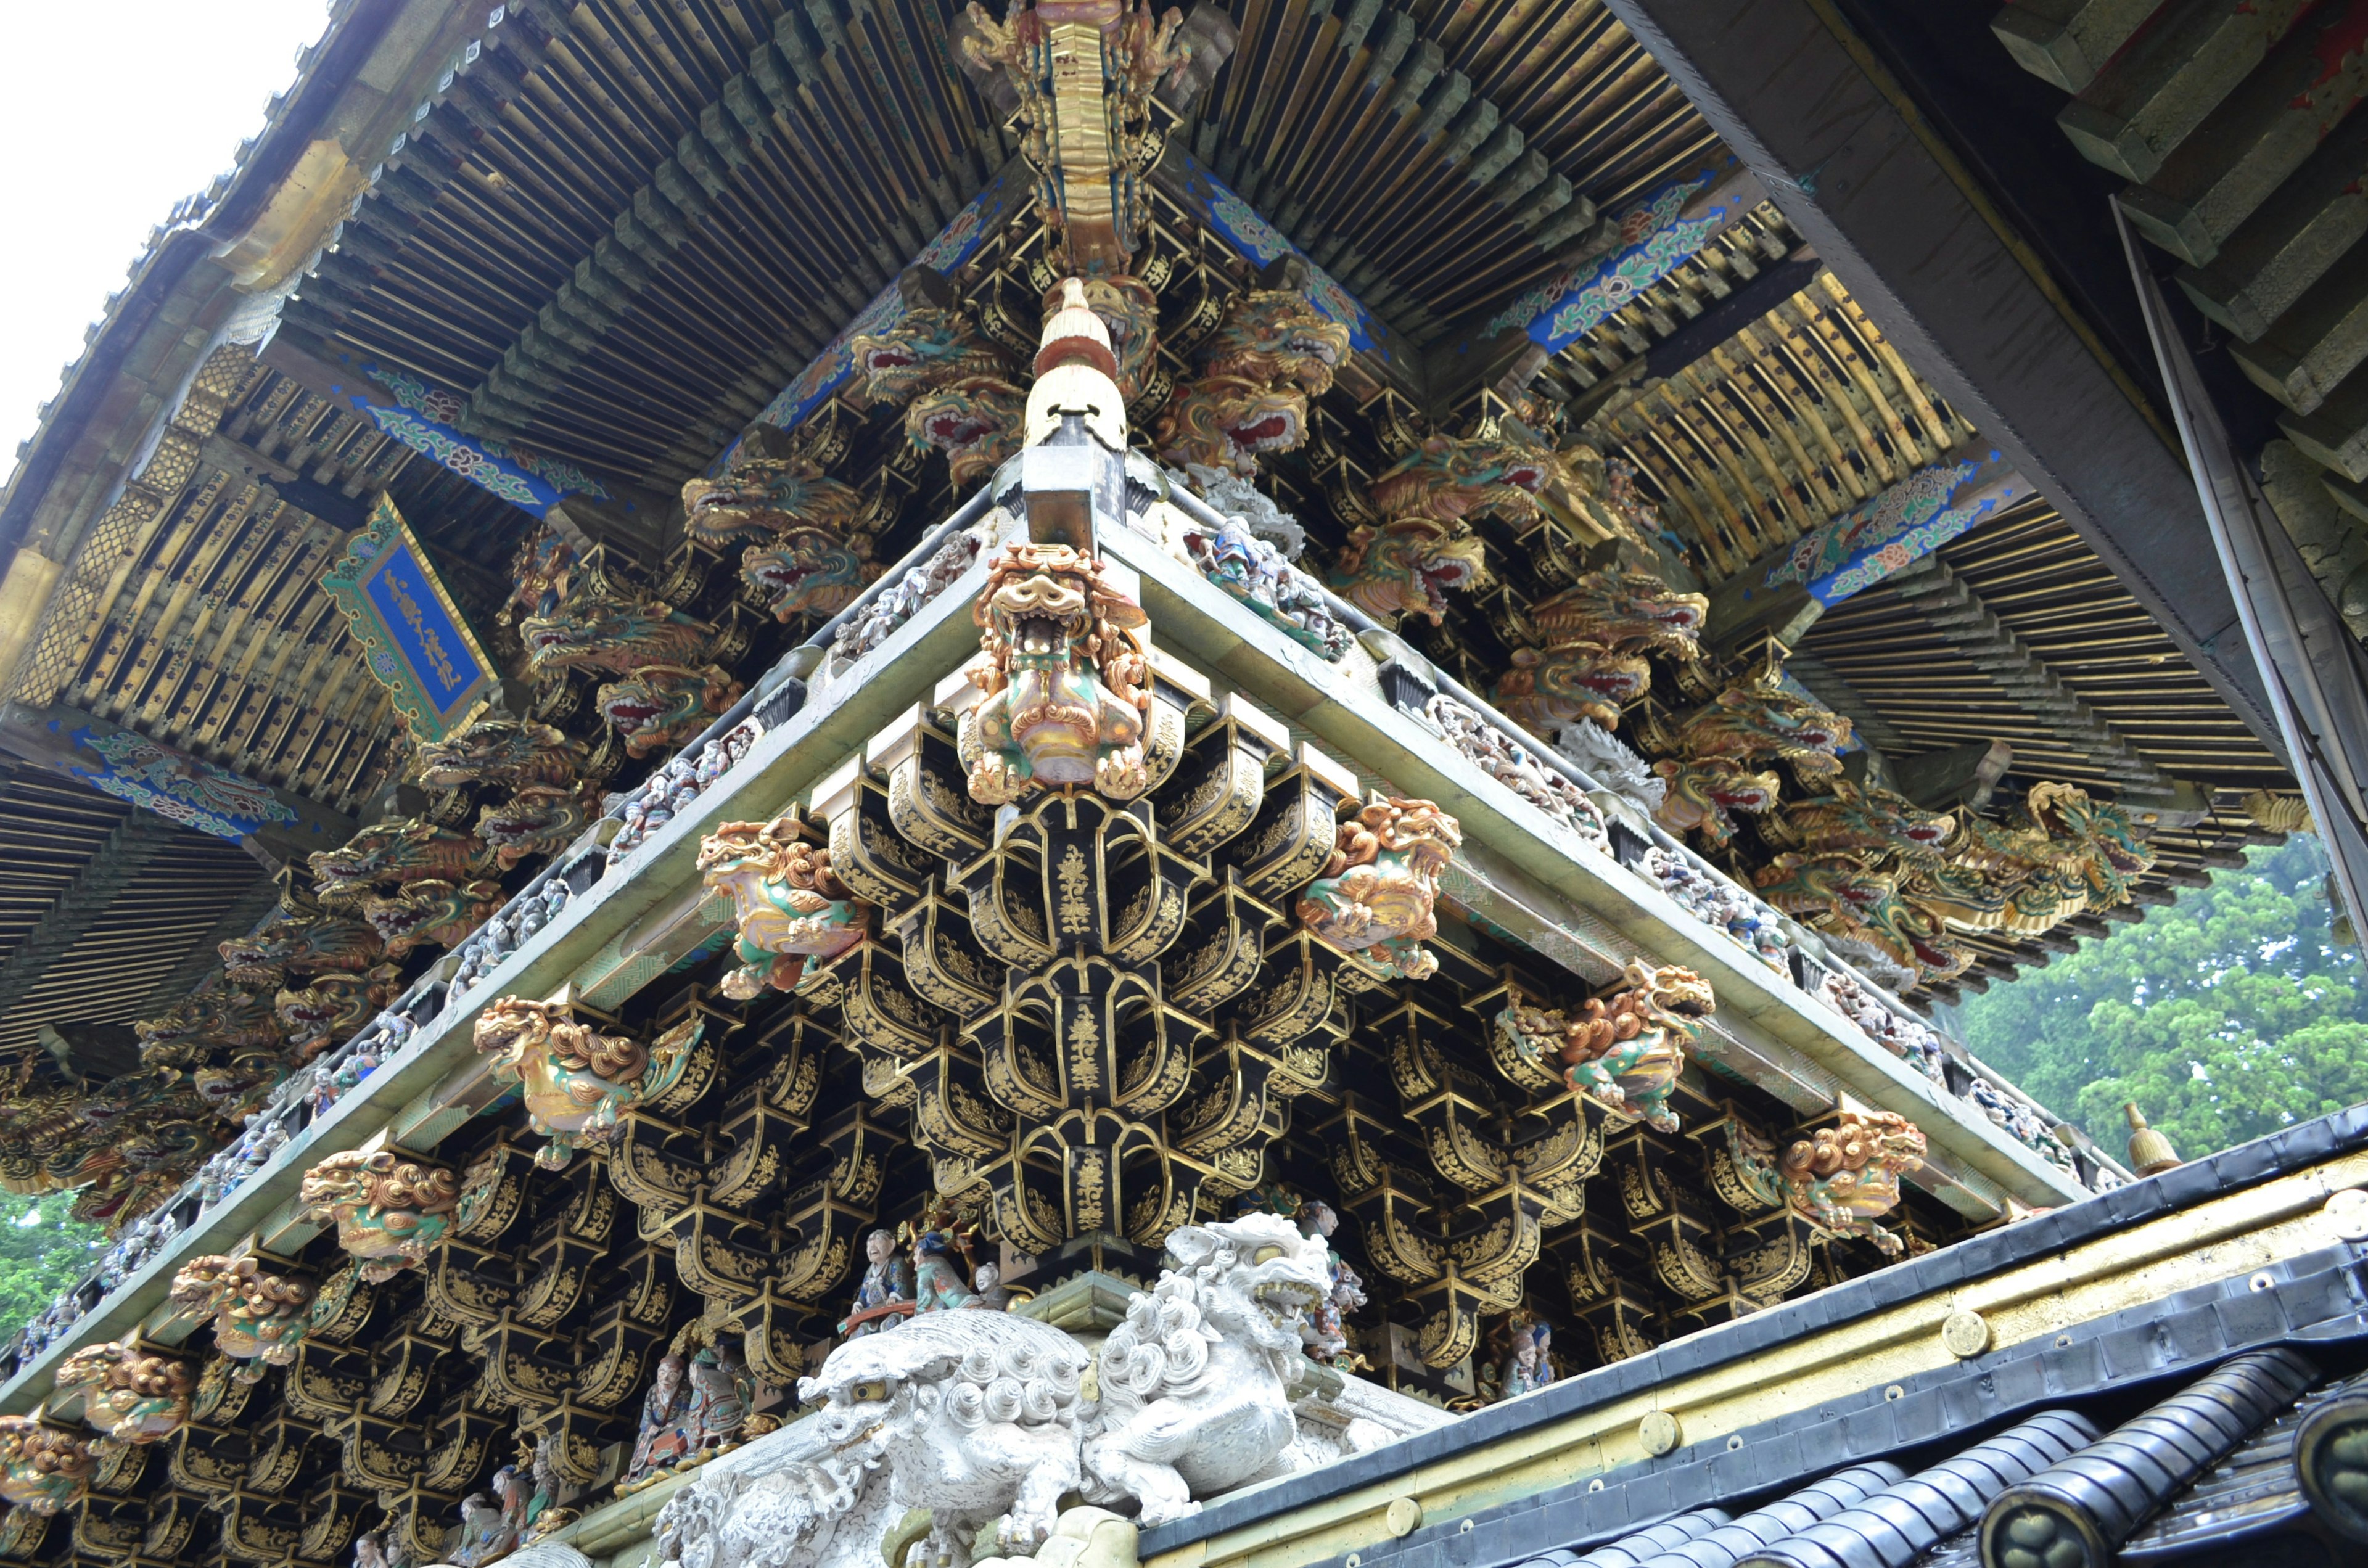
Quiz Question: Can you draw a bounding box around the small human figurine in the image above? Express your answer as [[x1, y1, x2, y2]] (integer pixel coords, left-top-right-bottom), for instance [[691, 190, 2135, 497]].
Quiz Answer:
[[1295, 1200, 1367, 1366], [620, 1352, 692, 1489], [518, 1432, 578, 1543], [839, 1228, 915, 1337], [353, 1532, 391, 1568], [911, 1229, 978, 1313], [683, 1341, 751, 1453], [1500, 1318, 1555, 1400], [968, 1260, 1011, 1310], [446, 1485, 518, 1568], [492, 1463, 532, 1542]]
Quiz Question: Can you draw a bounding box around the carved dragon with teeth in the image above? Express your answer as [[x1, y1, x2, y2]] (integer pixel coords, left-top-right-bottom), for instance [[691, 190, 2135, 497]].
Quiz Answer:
[[595, 663, 744, 759], [308, 819, 493, 908], [681, 453, 869, 548], [1325, 521, 1489, 627], [850, 288, 1027, 488], [518, 560, 718, 678], [740, 524, 884, 622], [360, 878, 506, 958], [413, 716, 585, 792], [678, 445, 885, 620], [477, 783, 602, 869], [219, 913, 384, 990], [1495, 565, 1709, 733], [1156, 288, 1350, 477]]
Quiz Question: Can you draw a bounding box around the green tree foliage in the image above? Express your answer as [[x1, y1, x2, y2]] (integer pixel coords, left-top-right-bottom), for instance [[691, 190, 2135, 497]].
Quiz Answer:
[[1957, 835, 2368, 1160], [0, 1190, 103, 1344]]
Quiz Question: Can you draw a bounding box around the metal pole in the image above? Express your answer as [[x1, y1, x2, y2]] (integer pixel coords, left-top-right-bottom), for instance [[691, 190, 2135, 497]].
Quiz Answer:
[[2115, 203, 2368, 924]]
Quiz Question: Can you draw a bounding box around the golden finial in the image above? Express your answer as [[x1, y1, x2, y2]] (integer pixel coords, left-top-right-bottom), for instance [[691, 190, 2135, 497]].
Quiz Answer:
[[2124, 1103, 2181, 1176]]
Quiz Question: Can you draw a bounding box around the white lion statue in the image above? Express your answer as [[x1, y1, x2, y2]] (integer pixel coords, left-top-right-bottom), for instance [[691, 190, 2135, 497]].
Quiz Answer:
[[1082, 1212, 1335, 1525], [803, 1309, 1088, 1566], [656, 1215, 1336, 1568]]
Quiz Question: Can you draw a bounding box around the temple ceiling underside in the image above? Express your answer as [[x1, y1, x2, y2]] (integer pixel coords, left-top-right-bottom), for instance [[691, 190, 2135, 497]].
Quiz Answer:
[[0, 4, 2338, 1564]]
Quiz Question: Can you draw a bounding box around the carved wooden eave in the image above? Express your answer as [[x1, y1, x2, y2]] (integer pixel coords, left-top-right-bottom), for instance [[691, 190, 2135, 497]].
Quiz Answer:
[[0, 473, 2093, 1411]]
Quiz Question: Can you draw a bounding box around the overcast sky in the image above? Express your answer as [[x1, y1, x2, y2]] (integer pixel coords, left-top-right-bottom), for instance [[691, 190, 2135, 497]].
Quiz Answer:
[[0, 1, 328, 491]]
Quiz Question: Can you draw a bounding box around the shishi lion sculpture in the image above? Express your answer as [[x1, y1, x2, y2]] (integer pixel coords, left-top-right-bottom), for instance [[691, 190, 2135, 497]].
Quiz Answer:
[[168, 1255, 314, 1377], [1081, 1212, 1333, 1525], [653, 1216, 1336, 1568], [1495, 959, 1716, 1133], [52, 1339, 196, 1446], [297, 1149, 460, 1282], [1296, 798, 1463, 980], [801, 1310, 1090, 1566], [474, 997, 702, 1170], [956, 543, 1153, 804], [696, 816, 870, 999], [1725, 1109, 1928, 1258]]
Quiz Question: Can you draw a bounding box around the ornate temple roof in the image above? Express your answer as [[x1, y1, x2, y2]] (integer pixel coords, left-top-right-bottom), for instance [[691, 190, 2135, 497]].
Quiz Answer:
[[0, 6, 2353, 1564], [0, 0, 2314, 1037]]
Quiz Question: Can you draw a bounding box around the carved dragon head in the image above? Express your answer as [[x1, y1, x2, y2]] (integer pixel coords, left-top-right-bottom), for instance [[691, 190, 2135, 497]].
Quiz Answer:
[[1154, 375, 1314, 477], [1326, 520, 1489, 626], [219, 916, 383, 990], [360, 879, 504, 958], [1202, 287, 1352, 393], [1497, 641, 1653, 732], [1364, 425, 1569, 529], [519, 576, 716, 679], [681, 455, 868, 547], [308, 820, 490, 907], [741, 525, 883, 622], [1678, 686, 1854, 777], [596, 663, 741, 759], [476, 783, 598, 869], [1531, 566, 1709, 659], [906, 380, 1026, 488], [1767, 779, 1956, 866], [413, 717, 583, 792], [1651, 758, 1782, 848], [849, 305, 1014, 406]]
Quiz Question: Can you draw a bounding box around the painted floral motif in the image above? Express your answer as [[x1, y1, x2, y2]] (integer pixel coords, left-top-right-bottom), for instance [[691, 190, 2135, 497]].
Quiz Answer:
[[1202, 179, 1374, 352], [69, 728, 296, 840], [1476, 168, 1745, 352], [361, 405, 545, 510], [369, 365, 609, 498], [1766, 459, 1994, 604]]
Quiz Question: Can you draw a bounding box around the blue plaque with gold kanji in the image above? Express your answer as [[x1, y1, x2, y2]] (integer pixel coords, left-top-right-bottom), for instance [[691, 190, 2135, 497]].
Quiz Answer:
[[320, 495, 496, 740]]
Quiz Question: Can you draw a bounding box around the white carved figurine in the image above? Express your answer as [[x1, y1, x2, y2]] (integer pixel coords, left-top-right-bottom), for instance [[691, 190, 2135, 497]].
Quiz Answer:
[[799, 1305, 1090, 1566], [1081, 1211, 1335, 1525]]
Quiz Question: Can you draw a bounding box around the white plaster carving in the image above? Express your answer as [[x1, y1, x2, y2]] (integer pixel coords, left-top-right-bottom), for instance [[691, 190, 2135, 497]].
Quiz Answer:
[[653, 1215, 1351, 1568], [1551, 719, 1666, 811], [1080, 1213, 1334, 1525]]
